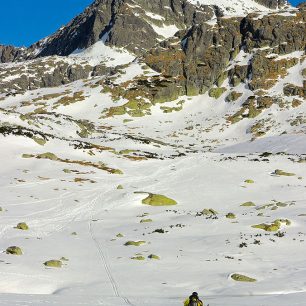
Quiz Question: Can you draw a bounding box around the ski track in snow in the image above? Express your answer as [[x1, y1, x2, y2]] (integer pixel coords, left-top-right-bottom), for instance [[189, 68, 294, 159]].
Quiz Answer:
[[89, 192, 135, 306]]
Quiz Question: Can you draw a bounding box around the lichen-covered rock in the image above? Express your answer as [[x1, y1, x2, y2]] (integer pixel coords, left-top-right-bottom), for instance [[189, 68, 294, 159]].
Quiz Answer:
[[32, 137, 47, 146], [244, 179, 255, 184], [226, 91, 243, 102], [240, 201, 256, 207], [16, 222, 29, 230], [209, 87, 226, 99], [142, 193, 177, 206], [252, 219, 291, 231], [283, 83, 305, 98], [148, 254, 160, 260], [273, 169, 295, 176], [124, 241, 146, 246], [140, 219, 153, 223], [231, 273, 257, 282], [131, 256, 145, 260], [44, 260, 63, 268], [226, 213, 236, 219], [202, 208, 218, 216], [37, 152, 58, 161], [6, 246, 22, 255], [252, 222, 280, 232]]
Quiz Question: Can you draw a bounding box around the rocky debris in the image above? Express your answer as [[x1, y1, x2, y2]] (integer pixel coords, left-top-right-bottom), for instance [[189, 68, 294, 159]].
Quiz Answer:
[[228, 95, 278, 123], [249, 52, 299, 90], [283, 83, 306, 98], [209, 87, 227, 99], [0, 57, 115, 94], [228, 65, 249, 87], [145, 16, 243, 95], [131, 255, 145, 260], [226, 91, 243, 102]]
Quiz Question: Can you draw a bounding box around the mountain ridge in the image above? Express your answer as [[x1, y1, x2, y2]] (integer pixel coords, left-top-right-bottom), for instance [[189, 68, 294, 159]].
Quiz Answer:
[[0, 0, 290, 63]]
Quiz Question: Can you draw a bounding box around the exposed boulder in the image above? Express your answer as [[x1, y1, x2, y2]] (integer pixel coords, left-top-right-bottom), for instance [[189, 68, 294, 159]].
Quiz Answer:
[[44, 260, 63, 268], [6, 246, 23, 255], [231, 273, 257, 282]]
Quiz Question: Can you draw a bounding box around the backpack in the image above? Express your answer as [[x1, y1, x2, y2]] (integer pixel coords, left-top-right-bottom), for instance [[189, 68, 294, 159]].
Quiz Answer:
[[189, 296, 199, 306]]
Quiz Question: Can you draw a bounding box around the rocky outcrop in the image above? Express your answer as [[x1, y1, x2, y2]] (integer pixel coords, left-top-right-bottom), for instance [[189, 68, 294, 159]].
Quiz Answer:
[[242, 9, 306, 54], [0, 45, 23, 63], [249, 51, 299, 90], [254, 0, 288, 9], [0, 57, 115, 94], [283, 83, 306, 98], [144, 16, 242, 95], [2, 0, 214, 62]]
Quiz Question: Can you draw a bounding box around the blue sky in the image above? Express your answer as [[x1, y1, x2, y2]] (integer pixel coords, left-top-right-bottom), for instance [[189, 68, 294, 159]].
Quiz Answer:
[[0, 0, 304, 47]]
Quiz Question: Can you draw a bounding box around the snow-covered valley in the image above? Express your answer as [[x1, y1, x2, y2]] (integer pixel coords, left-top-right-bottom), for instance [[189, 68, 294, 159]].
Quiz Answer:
[[0, 0, 305, 305]]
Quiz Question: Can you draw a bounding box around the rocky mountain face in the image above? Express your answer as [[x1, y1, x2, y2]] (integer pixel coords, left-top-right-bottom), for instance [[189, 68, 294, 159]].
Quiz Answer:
[[3, 0, 217, 62], [0, 0, 304, 119], [0, 0, 289, 64], [1, 1, 303, 99], [142, 5, 305, 97]]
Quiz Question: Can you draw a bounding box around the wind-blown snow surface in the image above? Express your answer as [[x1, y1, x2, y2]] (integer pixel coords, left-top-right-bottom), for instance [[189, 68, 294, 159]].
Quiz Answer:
[[70, 40, 135, 67], [1, 134, 306, 306]]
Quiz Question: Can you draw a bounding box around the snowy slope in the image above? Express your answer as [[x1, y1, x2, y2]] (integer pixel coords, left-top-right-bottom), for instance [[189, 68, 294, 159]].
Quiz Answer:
[[1, 53, 306, 305], [0, 1, 305, 306]]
